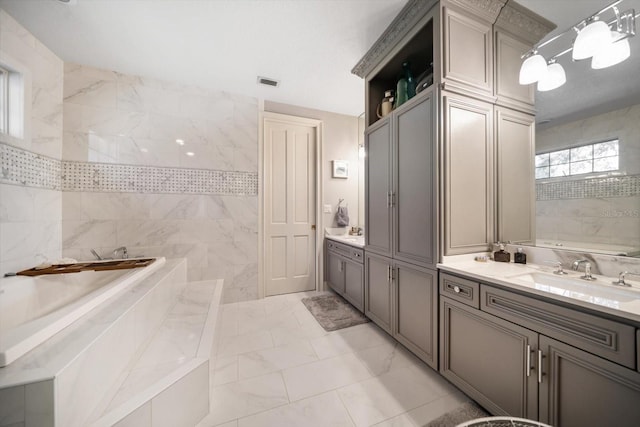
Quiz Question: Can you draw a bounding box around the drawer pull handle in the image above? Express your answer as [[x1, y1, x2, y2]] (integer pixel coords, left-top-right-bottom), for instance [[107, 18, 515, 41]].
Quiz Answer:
[[453, 285, 461, 294]]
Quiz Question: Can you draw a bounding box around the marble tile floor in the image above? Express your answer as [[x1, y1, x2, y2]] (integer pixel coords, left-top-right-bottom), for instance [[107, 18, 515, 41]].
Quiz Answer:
[[196, 291, 472, 427]]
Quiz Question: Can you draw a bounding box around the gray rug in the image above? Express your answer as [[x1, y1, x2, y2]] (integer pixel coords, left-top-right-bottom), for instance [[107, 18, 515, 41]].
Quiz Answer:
[[424, 401, 490, 427], [301, 294, 369, 331]]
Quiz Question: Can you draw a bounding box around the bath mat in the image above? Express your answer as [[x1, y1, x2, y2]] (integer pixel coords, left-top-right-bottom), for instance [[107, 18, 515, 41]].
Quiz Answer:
[[423, 401, 490, 427], [301, 294, 369, 331]]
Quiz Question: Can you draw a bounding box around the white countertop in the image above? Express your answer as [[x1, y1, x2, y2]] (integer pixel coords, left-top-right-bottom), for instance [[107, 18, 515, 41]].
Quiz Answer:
[[325, 234, 365, 248], [438, 260, 640, 325]]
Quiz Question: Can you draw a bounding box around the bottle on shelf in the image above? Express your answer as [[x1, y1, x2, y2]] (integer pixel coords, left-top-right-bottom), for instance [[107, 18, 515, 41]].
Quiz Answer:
[[396, 61, 416, 107]]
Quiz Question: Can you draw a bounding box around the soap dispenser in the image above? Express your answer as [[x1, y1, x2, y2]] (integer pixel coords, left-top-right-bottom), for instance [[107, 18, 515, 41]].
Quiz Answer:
[[514, 247, 527, 264], [493, 243, 511, 263]]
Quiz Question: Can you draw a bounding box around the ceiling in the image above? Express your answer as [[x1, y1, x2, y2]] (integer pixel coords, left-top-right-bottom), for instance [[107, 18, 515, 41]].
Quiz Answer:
[[0, 0, 638, 122]]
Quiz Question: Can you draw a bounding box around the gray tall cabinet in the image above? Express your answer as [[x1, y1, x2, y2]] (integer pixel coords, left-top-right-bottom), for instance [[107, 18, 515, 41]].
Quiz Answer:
[[353, 0, 553, 377]]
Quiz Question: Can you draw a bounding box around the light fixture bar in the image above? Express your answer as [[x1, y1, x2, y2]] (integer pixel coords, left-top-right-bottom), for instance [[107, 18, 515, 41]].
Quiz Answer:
[[521, 0, 631, 59]]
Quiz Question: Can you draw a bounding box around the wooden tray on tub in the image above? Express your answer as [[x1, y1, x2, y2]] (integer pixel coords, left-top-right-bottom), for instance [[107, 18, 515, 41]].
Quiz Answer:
[[16, 258, 155, 276]]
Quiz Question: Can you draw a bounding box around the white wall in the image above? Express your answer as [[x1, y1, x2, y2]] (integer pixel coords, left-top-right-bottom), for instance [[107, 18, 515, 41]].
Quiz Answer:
[[0, 9, 63, 274]]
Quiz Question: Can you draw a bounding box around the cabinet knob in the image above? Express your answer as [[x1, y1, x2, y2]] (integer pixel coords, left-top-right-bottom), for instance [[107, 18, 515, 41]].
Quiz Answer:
[[453, 285, 461, 293]]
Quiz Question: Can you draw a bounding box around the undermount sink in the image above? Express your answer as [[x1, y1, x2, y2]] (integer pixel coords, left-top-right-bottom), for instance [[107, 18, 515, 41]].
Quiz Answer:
[[508, 272, 640, 304]]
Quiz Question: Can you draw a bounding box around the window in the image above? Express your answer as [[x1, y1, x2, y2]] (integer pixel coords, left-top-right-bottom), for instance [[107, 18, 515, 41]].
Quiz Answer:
[[0, 66, 7, 134], [535, 139, 619, 180], [0, 63, 25, 139]]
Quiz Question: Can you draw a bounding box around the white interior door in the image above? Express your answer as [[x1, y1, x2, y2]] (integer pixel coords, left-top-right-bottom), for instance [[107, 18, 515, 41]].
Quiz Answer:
[[264, 116, 317, 296]]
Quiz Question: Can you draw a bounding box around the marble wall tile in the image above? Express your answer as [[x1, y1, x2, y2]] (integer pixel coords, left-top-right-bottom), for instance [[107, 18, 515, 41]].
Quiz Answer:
[[0, 11, 63, 274]]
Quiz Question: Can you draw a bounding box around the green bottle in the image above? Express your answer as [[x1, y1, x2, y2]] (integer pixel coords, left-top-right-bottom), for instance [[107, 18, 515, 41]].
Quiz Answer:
[[395, 62, 415, 107]]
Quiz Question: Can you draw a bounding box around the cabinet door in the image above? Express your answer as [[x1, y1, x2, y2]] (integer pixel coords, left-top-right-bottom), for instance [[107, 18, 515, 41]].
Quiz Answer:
[[442, 92, 494, 255], [494, 30, 535, 113], [344, 260, 364, 312], [364, 253, 393, 334], [496, 107, 535, 244], [539, 336, 640, 427], [440, 297, 538, 419], [394, 261, 438, 368], [365, 118, 393, 257], [441, 2, 493, 99], [326, 251, 345, 295], [393, 90, 437, 266]]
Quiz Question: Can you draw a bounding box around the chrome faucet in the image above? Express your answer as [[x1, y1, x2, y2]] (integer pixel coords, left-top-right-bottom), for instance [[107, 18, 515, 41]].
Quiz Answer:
[[612, 271, 640, 287], [113, 246, 128, 259], [545, 260, 568, 275], [90, 249, 103, 260], [572, 259, 596, 281]]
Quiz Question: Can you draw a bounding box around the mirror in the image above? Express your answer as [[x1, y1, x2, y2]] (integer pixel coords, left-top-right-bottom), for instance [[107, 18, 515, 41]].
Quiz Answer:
[[517, 0, 640, 257]]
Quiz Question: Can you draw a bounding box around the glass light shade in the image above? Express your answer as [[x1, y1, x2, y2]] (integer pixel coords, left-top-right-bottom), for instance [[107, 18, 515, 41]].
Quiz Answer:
[[519, 54, 548, 84], [572, 20, 613, 60], [537, 62, 566, 92], [591, 36, 631, 69]]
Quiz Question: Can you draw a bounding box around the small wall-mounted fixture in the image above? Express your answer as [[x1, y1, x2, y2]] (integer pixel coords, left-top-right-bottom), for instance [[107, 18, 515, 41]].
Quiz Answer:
[[257, 76, 280, 88], [519, 0, 637, 92]]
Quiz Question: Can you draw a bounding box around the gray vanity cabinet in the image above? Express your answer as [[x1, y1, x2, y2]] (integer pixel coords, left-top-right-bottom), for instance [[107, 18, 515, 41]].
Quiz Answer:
[[365, 252, 439, 367], [364, 252, 393, 334], [495, 106, 535, 244], [326, 240, 364, 312], [393, 92, 437, 267], [440, 271, 640, 426], [394, 260, 438, 368], [326, 251, 346, 295], [539, 336, 640, 427], [365, 118, 392, 257], [440, 297, 538, 418], [442, 91, 494, 256], [344, 260, 364, 312], [366, 91, 437, 267]]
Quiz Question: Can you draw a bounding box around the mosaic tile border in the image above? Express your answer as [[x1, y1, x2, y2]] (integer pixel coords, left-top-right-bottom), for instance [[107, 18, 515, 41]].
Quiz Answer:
[[537, 174, 640, 201], [0, 143, 62, 190], [61, 162, 258, 195], [1, 142, 258, 196]]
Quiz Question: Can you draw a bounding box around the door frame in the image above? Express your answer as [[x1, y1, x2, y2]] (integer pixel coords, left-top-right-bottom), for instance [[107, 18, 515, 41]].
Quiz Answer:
[[258, 111, 323, 298]]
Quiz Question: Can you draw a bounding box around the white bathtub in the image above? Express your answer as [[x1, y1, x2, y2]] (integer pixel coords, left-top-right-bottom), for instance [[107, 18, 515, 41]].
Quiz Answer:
[[0, 257, 165, 367]]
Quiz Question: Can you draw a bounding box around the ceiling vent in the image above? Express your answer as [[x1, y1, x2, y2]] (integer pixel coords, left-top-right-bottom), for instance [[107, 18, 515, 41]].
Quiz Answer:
[[257, 76, 280, 88]]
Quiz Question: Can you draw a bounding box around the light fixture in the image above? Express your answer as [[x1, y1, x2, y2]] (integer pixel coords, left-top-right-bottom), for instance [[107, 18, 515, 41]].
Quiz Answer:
[[186, 151, 195, 156], [519, 53, 548, 84], [537, 62, 566, 92], [592, 36, 631, 68], [519, 0, 637, 92], [176, 139, 185, 145], [572, 19, 613, 60], [140, 148, 149, 153]]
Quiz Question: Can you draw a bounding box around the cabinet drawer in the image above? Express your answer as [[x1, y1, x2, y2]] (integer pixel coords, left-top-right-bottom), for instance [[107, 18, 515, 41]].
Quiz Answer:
[[481, 285, 636, 369], [350, 248, 364, 263], [326, 240, 351, 257], [440, 273, 480, 309]]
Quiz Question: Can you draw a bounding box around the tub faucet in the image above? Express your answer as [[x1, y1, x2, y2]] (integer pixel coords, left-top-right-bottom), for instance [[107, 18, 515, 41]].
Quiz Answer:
[[113, 246, 128, 259], [572, 259, 596, 281], [90, 249, 103, 260], [612, 271, 640, 287]]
